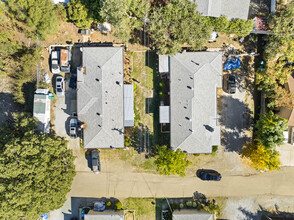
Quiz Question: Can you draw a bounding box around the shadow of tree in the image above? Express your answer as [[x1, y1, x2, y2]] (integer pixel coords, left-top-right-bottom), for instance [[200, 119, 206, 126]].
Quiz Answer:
[[0, 92, 21, 126], [238, 204, 294, 220], [220, 95, 253, 152]]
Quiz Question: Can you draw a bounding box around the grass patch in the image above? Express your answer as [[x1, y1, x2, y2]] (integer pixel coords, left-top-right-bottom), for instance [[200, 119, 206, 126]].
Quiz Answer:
[[122, 198, 156, 219]]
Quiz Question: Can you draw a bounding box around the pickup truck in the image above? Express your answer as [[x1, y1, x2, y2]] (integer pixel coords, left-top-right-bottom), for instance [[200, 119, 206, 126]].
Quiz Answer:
[[60, 49, 71, 73]]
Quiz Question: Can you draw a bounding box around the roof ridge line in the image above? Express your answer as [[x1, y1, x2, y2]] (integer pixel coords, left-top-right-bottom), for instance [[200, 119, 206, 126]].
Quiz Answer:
[[101, 47, 122, 69], [209, 53, 222, 75]]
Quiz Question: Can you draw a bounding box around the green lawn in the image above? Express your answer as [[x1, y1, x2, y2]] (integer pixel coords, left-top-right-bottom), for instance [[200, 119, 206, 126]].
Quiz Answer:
[[122, 198, 156, 220]]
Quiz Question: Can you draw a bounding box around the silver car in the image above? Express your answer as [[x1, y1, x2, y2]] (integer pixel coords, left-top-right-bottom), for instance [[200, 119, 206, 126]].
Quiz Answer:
[[55, 76, 65, 96], [91, 151, 100, 174], [69, 118, 77, 139]]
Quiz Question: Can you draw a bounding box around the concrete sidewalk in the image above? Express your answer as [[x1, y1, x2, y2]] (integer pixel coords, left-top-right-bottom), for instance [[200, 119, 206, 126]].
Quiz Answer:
[[277, 144, 294, 167]]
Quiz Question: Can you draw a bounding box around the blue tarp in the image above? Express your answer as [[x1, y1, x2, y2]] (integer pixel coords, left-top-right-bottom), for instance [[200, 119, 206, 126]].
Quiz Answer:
[[41, 212, 49, 220], [224, 57, 241, 70]]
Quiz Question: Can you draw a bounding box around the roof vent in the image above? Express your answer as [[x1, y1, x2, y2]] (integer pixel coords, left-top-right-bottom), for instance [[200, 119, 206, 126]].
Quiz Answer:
[[187, 86, 192, 90], [185, 117, 191, 121], [96, 112, 100, 116], [96, 78, 100, 82], [189, 129, 193, 132], [98, 124, 101, 127], [97, 65, 101, 68]]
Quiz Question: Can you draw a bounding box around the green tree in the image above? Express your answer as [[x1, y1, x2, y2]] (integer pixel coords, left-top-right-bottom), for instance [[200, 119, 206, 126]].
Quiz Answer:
[[205, 16, 253, 36], [0, 113, 76, 220], [0, 30, 21, 75], [149, 0, 212, 55], [225, 19, 254, 37], [264, 1, 294, 60], [6, 0, 59, 39], [67, 0, 94, 28], [101, 0, 149, 42], [242, 142, 281, 171], [205, 16, 230, 31], [255, 111, 287, 150], [154, 145, 192, 177]]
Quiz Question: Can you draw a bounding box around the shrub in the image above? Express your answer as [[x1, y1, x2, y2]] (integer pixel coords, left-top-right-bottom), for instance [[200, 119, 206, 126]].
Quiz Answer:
[[179, 203, 184, 209], [212, 145, 218, 156], [115, 201, 122, 210], [125, 137, 132, 147], [193, 202, 197, 208], [159, 81, 165, 88], [171, 203, 178, 210], [196, 204, 202, 210], [106, 201, 112, 208], [186, 201, 192, 207]]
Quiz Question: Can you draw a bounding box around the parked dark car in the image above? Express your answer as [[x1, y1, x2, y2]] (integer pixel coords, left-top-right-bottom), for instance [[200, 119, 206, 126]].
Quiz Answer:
[[228, 75, 236, 94], [196, 169, 222, 181], [91, 150, 101, 174]]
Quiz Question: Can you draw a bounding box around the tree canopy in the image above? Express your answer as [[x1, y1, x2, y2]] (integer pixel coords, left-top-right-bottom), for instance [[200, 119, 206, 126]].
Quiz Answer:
[[67, 0, 103, 28], [0, 113, 76, 220], [149, 0, 211, 55], [205, 16, 254, 37], [154, 145, 192, 177], [256, 2, 294, 109], [6, 0, 59, 39], [101, 0, 149, 42], [264, 1, 294, 60], [242, 142, 281, 171], [255, 111, 287, 150]]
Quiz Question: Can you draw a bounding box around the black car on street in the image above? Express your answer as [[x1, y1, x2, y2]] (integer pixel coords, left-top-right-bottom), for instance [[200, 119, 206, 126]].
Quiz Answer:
[[196, 169, 222, 181]]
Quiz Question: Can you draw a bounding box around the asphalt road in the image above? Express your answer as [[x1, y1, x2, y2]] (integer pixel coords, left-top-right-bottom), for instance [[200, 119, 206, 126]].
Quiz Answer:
[[69, 167, 294, 198]]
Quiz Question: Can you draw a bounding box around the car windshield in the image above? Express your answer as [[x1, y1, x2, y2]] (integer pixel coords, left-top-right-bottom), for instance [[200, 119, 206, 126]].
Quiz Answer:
[[52, 64, 59, 69], [71, 122, 77, 127], [57, 88, 62, 92], [56, 78, 62, 82]]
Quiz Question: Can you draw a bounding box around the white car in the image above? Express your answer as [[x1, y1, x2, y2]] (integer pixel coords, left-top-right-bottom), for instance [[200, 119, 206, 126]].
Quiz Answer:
[[69, 118, 77, 139], [55, 76, 65, 96], [51, 51, 60, 74]]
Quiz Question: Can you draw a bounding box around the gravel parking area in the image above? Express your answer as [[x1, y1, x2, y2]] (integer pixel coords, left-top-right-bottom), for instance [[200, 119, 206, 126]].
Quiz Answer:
[[221, 70, 254, 153]]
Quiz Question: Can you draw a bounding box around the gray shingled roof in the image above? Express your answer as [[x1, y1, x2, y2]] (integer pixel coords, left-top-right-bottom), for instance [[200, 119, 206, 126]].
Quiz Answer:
[[193, 0, 250, 20], [84, 214, 124, 220], [173, 212, 213, 220], [169, 52, 222, 154], [124, 84, 134, 127], [77, 47, 124, 149]]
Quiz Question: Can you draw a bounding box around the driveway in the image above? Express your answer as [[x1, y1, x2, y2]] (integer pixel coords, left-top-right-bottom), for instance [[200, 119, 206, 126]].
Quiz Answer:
[[221, 72, 253, 153], [53, 76, 90, 172]]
